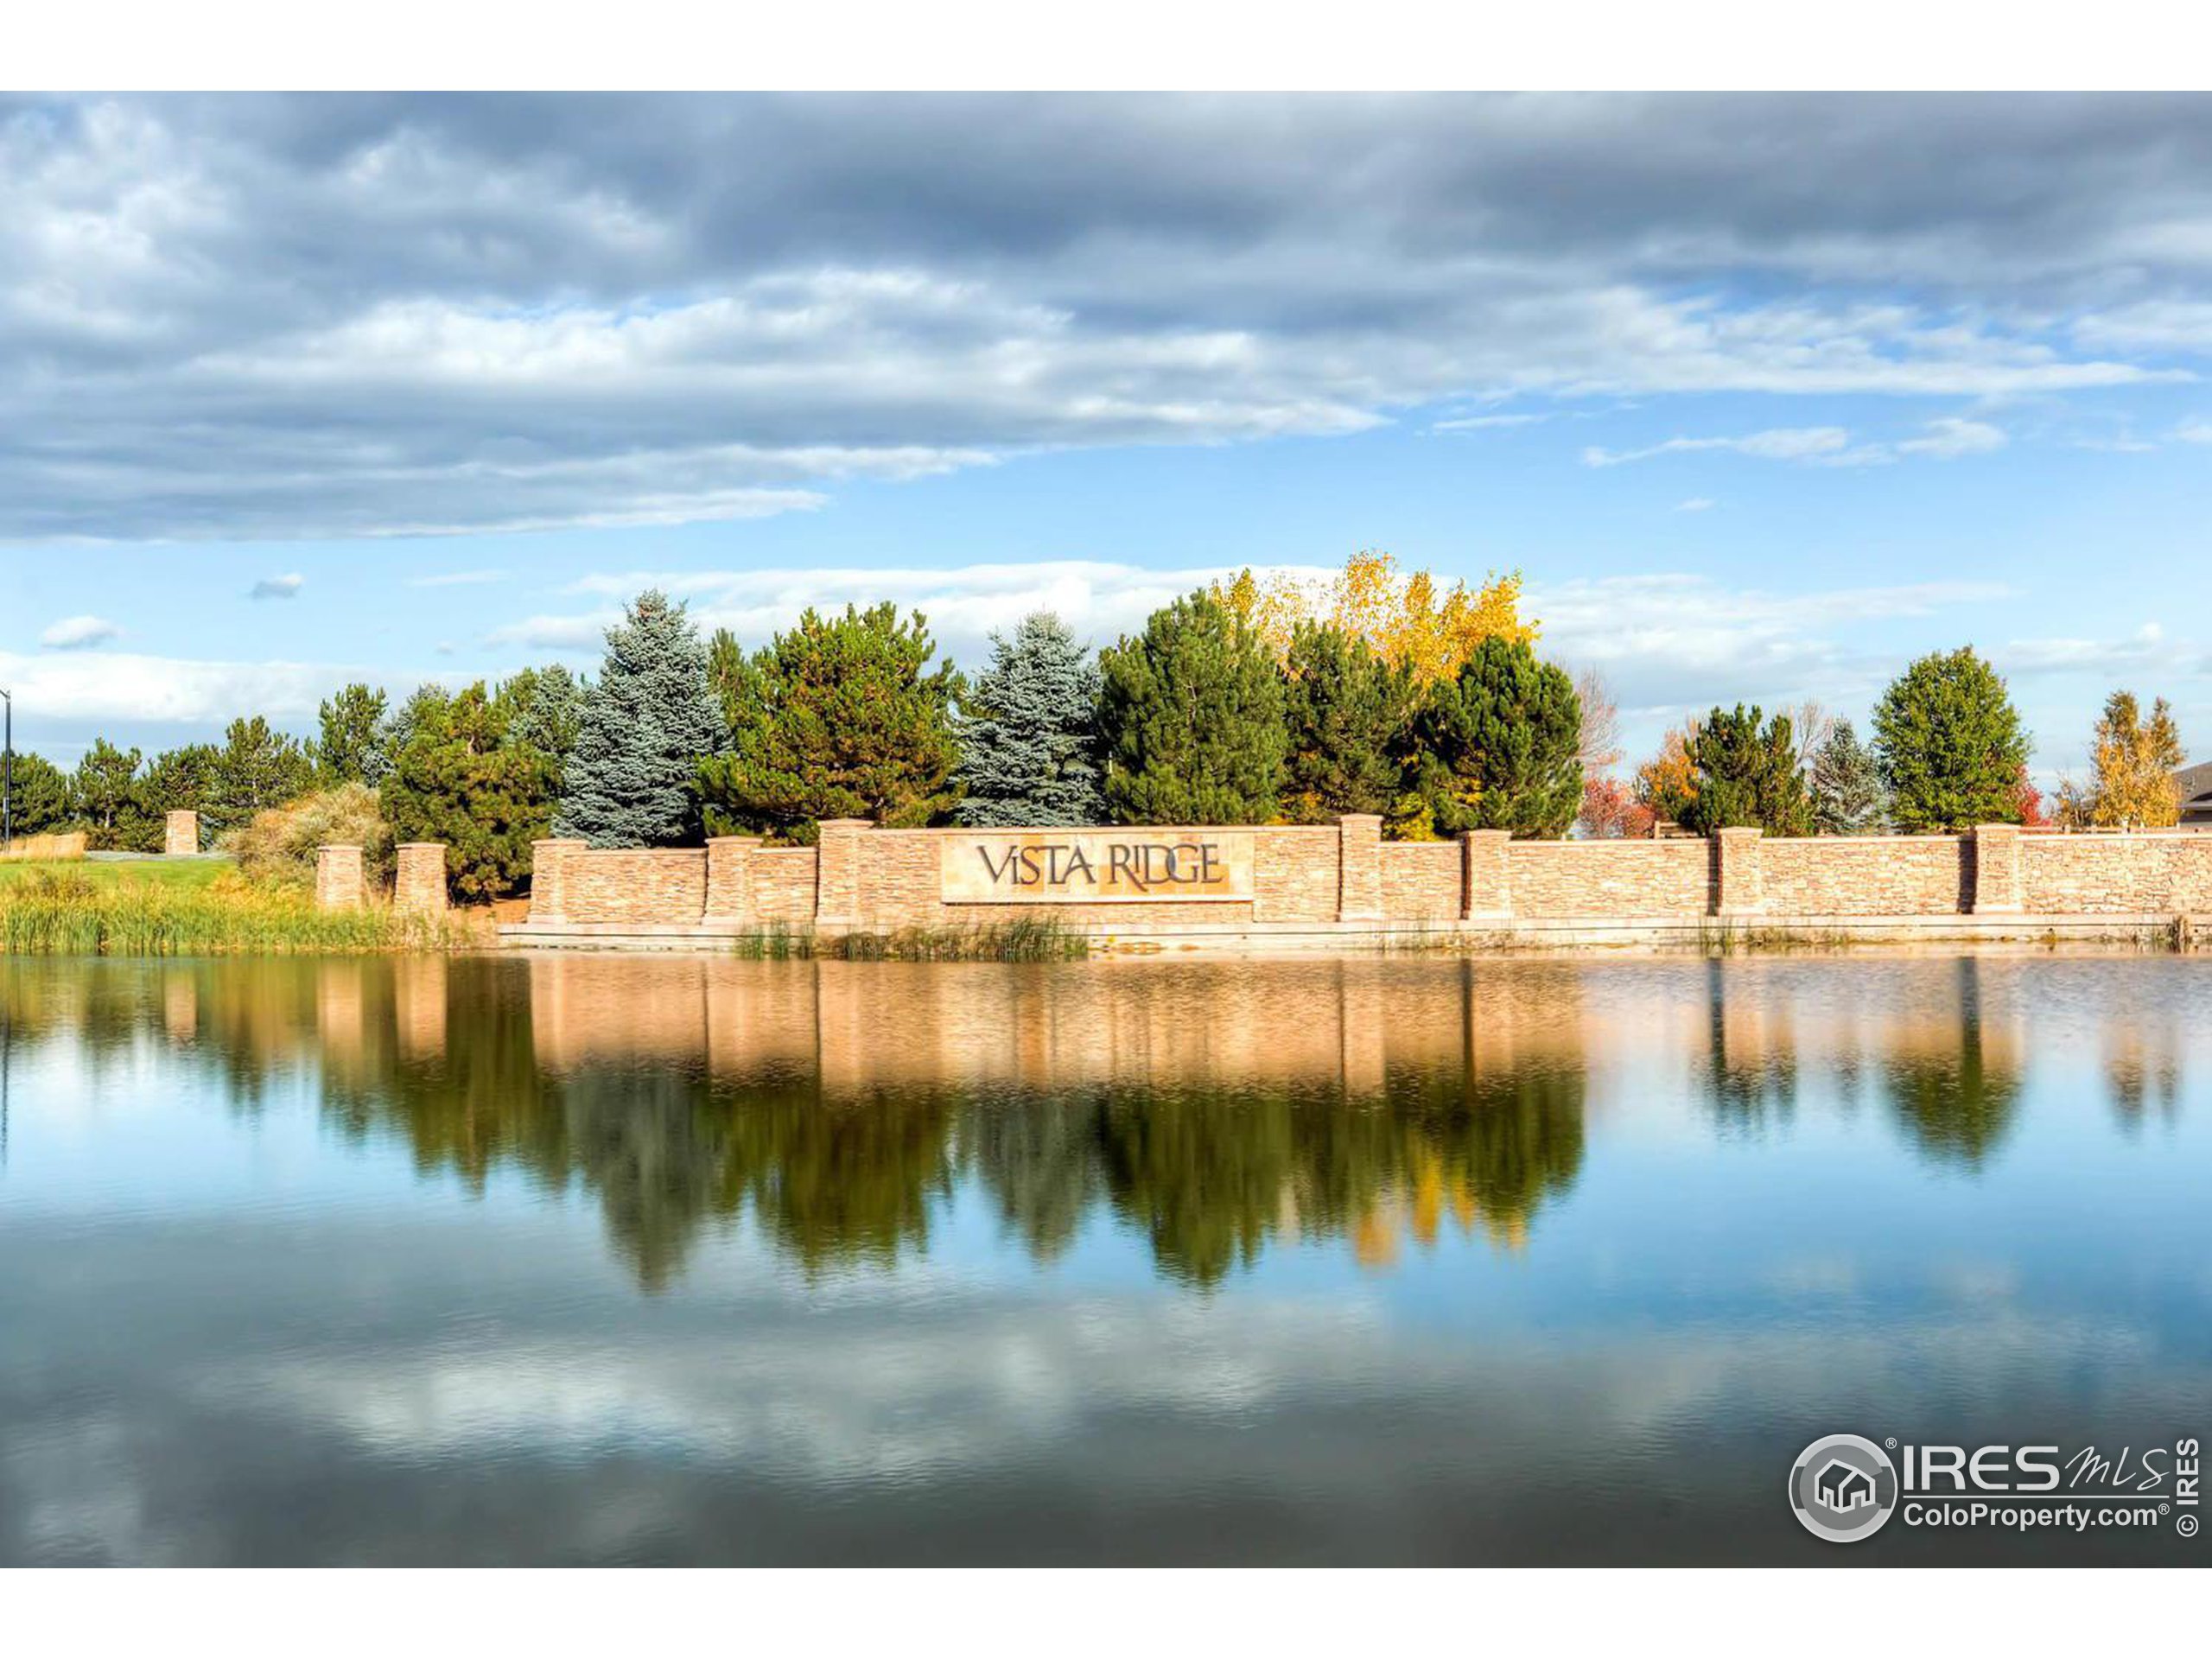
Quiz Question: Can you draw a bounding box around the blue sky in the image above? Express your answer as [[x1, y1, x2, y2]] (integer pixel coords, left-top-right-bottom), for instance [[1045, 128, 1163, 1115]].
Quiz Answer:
[[3, 93, 2209, 778]]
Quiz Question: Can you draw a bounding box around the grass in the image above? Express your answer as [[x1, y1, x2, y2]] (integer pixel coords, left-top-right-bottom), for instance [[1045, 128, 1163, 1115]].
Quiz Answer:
[[731, 918, 1088, 962], [0, 855, 231, 892], [0, 862, 458, 956]]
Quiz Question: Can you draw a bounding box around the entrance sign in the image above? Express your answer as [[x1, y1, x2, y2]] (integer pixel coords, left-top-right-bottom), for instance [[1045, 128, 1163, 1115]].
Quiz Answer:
[[942, 830, 1255, 904]]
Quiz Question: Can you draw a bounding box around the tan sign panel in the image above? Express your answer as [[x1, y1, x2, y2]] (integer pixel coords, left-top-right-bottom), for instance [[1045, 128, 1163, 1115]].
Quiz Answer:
[[941, 830, 1255, 904]]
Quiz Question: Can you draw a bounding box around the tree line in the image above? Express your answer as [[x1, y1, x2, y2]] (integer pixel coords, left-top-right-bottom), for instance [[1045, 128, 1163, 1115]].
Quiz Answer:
[[5, 550, 2195, 896]]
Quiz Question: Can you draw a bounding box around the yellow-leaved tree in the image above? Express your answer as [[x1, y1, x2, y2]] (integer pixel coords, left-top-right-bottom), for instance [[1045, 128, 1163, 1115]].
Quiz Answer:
[[2088, 690, 2185, 829], [1213, 550, 1535, 683]]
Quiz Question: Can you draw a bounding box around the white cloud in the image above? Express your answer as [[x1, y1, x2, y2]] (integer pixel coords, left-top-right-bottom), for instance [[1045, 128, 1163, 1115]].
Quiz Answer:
[[2175, 418, 2212, 444], [1897, 416, 2007, 458], [1582, 427, 1858, 467], [39, 614, 121, 650], [0, 649, 359, 725], [1675, 497, 1716, 512], [249, 573, 304, 600], [1433, 412, 1547, 431], [1586, 417, 2006, 468], [2001, 622, 2171, 674]]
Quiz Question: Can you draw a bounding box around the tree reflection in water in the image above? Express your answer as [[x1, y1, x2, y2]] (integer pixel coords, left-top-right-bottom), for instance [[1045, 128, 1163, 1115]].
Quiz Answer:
[[13, 949, 2165, 1291]]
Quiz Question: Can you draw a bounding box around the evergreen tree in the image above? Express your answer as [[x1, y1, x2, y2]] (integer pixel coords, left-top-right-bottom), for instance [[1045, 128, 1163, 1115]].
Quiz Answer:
[[1096, 589, 1287, 824], [316, 682, 390, 785], [496, 664, 587, 782], [3, 751, 73, 836], [379, 683, 454, 776], [383, 683, 560, 900], [1677, 704, 1813, 837], [698, 604, 963, 841], [208, 716, 315, 836], [71, 739, 147, 849], [954, 612, 1104, 827], [1872, 647, 2031, 831], [137, 743, 219, 823], [1809, 718, 1888, 835], [1410, 637, 1583, 838], [1280, 621, 1414, 824], [556, 590, 727, 847]]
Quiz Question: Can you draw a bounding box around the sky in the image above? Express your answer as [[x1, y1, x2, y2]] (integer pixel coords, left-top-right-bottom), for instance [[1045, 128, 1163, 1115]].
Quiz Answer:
[[3, 92, 2210, 779]]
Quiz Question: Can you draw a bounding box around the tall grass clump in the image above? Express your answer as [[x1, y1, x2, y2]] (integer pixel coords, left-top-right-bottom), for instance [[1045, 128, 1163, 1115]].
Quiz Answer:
[[0, 868, 451, 956], [226, 783, 394, 890], [731, 918, 1087, 962]]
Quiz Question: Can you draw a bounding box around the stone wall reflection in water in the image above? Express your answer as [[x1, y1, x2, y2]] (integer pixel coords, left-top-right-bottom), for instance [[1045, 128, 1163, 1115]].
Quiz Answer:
[[9, 956, 1599, 1288], [11, 952, 2190, 1294]]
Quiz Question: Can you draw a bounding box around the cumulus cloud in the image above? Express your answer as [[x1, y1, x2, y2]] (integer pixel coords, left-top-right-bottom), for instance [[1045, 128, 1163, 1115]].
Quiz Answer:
[[2, 94, 2206, 541], [39, 613, 121, 650], [249, 573, 304, 600]]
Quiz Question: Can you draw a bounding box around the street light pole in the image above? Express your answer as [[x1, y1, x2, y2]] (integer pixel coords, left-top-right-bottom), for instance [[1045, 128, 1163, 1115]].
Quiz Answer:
[[2, 685, 12, 853]]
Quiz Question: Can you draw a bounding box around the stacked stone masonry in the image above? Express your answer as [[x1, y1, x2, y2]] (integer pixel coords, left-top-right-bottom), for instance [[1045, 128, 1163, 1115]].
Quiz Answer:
[[491, 823, 2212, 934]]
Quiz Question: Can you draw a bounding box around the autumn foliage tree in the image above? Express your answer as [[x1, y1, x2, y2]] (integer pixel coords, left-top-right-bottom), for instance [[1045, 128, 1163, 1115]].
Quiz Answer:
[[1214, 550, 1535, 684], [2086, 690, 2185, 829]]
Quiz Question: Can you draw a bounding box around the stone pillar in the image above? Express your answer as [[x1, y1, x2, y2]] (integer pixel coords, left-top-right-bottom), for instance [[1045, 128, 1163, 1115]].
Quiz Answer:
[[396, 955, 448, 1061], [1336, 813, 1383, 921], [164, 810, 200, 856], [1714, 827, 1765, 918], [1461, 830, 1512, 920], [705, 836, 763, 922], [1970, 823, 2024, 914], [815, 818, 871, 930], [529, 838, 587, 923], [394, 842, 448, 917], [315, 843, 365, 911]]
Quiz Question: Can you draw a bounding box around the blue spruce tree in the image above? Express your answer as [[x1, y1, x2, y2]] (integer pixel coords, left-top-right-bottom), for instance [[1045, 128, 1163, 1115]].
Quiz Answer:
[[956, 613, 1106, 826], [556, 590, 725, 847]]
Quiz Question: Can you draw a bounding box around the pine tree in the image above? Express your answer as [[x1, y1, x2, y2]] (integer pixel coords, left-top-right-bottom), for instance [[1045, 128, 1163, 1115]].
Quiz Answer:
[[955, 613, 1104, 827], [1678, 704, 1813, 836], [71, 739, 145, 849], [383, 683, 559, 899], [495, 664, 587, 786], [1809, 718, 1887, 835], [1097, 589, 1287, 824], [1277, 620, 1415, 824], [1872, 647, 2031, 832], [556, 590, 726, 848], [3, 751, 73, 836], [696, 603, 963, 841], [208, 717, 314, 837], [316, 683, 390, 785], [1411, 637, 1584, 838]]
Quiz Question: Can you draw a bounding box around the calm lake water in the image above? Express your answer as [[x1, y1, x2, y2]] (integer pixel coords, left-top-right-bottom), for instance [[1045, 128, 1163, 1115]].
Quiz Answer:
[[2, 951, 2206, 1566]]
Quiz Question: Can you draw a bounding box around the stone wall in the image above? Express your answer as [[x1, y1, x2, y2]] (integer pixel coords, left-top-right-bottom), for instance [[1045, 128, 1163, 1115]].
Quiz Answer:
[[164, 810, 199, 856], [505, 822, 2212, 936], [1760, 835, 1969, 916], [1505, 840, 1713, 918]]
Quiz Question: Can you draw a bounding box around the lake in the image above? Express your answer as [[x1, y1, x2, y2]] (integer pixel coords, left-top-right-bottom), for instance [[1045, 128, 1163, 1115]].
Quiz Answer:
[[2, 951, 2205, 1565]]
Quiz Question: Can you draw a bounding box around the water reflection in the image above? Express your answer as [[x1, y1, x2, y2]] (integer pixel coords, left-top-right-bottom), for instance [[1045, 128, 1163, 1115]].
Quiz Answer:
[[6, 951, 2191, 1293], [3, 951, 2208, 1566]]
